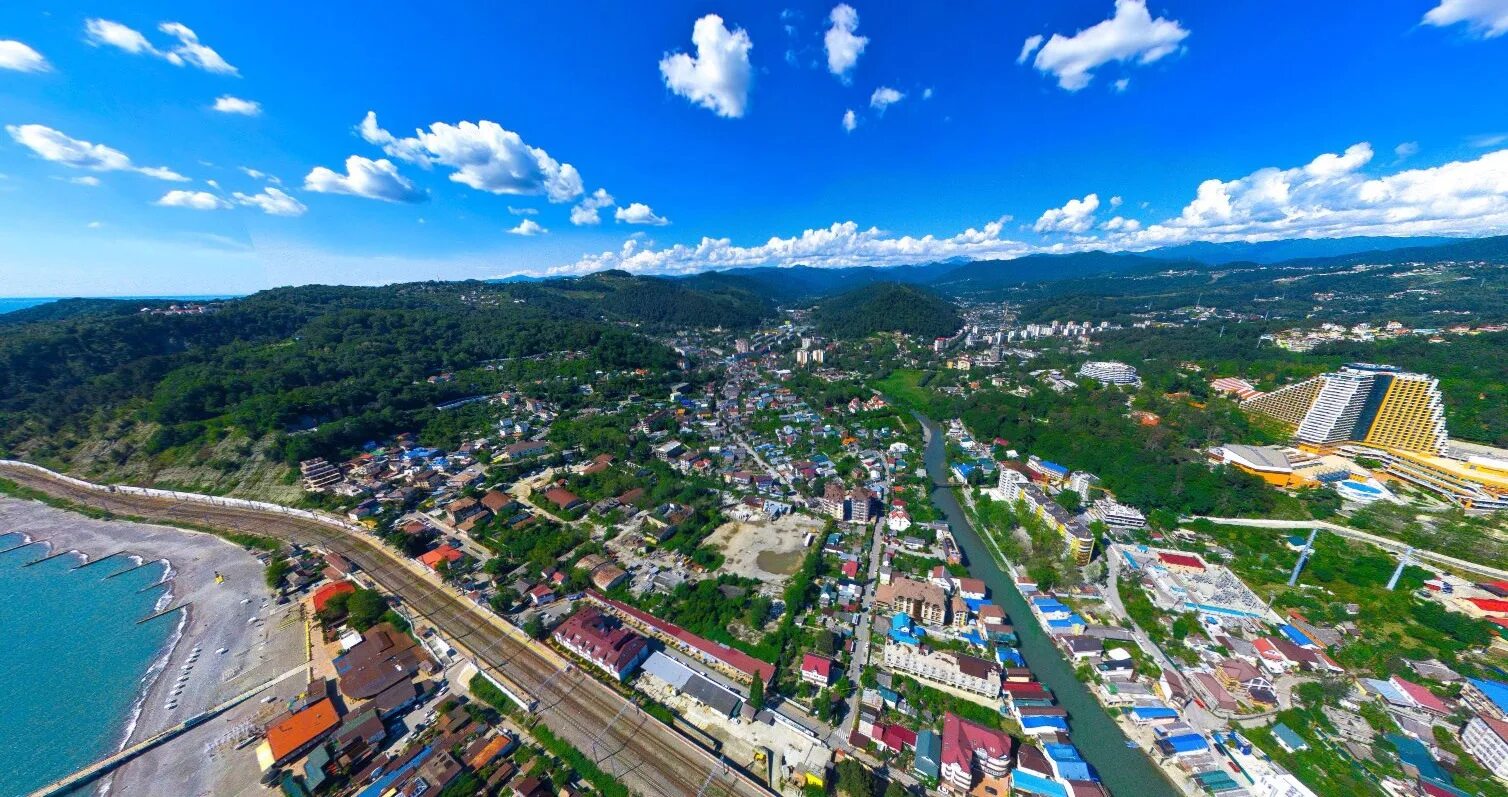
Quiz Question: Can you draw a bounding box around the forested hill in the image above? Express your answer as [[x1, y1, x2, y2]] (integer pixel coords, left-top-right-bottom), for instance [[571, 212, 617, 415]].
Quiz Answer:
[[0, 277, 743, 492], [812, 282, 962, 339]]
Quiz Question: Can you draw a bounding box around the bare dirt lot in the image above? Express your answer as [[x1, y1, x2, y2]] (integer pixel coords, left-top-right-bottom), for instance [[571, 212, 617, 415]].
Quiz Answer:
[[705, 512, 823, 587]]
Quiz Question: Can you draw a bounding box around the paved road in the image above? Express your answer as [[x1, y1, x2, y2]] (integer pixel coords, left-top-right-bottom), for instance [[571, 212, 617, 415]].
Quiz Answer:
[[0, 463, 770, 797]]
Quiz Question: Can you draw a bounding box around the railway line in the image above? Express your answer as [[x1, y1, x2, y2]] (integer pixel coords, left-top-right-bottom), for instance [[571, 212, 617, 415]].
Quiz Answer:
[[0, 463, 769, 797]]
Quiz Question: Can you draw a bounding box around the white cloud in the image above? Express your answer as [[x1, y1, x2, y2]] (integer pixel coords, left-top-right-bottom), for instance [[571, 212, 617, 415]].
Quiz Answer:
[[870, 86, 905, 111], [659, 14, 754, 118], [1102, 215, 1141, 232], [5, 124, 188, 181], [1109, 195, 1123, 207], [240, 167, 267, 180], [1394, 141, 1420, 160], [842, 109, 858, 132], [1469, 132, 1508, 148], [233, 186, 306, 216], [509, 218, 547, 236], [1017, 34, 1044, 65], [155, 190, 231, 210], [304, 155, 425, 203], [1423, 0, 1508, 38], [922, 87, 934, 100], [1113, 78, 1130, 92], [823, 4, 868, 79], [157, 23, 237, 74], [615, 202, 670, 226], [1035, 193, 1101, 233], [70, 176, 102, 187], [211, 95, 261, 116], [84, 19, 238, 75], [87, 221, 102, 229], [556, 216, 1024, 277], [1029, 0, 1189, 91], [570, 188, 616, 225], [508, 206, 538, 216], [1108, 142, 1508, 246], [358, 113, 583, 201], [0, 40, 50, 73]]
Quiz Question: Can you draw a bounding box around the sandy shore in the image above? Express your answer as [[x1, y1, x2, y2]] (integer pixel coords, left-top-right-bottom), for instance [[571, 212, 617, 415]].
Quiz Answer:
[[0, 497, 307, 797]]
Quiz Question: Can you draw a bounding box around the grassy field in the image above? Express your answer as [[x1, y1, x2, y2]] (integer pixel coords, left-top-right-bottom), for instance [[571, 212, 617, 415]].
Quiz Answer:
[[872, 368, 934, 411]]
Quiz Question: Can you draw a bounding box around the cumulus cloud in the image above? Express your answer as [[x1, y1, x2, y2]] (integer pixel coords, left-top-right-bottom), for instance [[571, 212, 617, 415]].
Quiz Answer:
[[509, 218, 547, 236], [615, 202, 670, 226], [659, 14, 754, 118], [1017, 35, 1044, 65], [233, 186, 306, 216], [1107, 142, 1508, 246], [508, 206, 538, 216], [555, 216, 1025, 277], [155, 190, 231, 210], [6, 124, 188, 181], [358, 113, 582, 201], [1035, 193, 1101, 233], [212, 95, 261, 116], [1103, 215, 1141, 232], [842, 109, 858, 132], [84, 19, 238, 75], [870, 86, 905, 111], [0, 40, 50, 73], [570, 188, 616, 225], [1423, 0, 1508, 38], [824, 4, 868, 79], [1028, 0, 1189, 91], [304, 155, 425, 203]]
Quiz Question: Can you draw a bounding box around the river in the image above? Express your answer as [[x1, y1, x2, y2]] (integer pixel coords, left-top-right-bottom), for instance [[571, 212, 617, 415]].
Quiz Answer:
[[916, 413, 1177, 797]]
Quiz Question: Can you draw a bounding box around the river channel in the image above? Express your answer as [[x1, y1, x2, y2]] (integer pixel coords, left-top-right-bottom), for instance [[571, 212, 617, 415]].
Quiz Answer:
[[917, 412, 1177, 797]]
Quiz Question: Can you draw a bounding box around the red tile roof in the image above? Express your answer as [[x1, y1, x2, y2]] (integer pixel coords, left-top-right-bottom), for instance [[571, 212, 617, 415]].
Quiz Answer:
[[940, 712, 1012, 774], [265, 697, 340, 762], [418, 544, 462, 570], [553, 606, 648, 675], [1157, 551, 1206, 570], [1468, 597, 1508, 615], [802, 653, 834, 679], [596, 594, 775, 685]]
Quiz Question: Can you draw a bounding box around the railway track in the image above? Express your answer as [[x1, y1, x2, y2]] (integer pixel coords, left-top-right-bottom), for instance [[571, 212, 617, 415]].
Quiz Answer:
[[0, 464, 767, 797]]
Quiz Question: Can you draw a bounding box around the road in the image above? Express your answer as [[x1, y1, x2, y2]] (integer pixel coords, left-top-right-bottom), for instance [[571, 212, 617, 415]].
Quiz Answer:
[[0, 462, 770, 797], [1191, 516, 1508, 581]]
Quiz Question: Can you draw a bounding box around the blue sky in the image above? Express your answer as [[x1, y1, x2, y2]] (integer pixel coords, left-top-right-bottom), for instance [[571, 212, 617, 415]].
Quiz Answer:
[[2, 1, 1507, 295]]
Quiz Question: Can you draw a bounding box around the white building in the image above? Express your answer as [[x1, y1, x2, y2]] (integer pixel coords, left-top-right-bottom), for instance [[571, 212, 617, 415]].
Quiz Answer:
[[1463, 715, 1508, 781], [1089, 497, 1146, 531], [1077, 361, 1140, 385], [882, 643, 1000, 697]]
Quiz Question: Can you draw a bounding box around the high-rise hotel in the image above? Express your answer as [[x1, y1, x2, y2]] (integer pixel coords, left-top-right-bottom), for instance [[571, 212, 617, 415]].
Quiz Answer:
[[1245, 363, 1507, 511]]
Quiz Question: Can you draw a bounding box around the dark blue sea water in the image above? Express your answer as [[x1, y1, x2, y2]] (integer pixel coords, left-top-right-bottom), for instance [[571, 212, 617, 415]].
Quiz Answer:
[[0, 296, 243, 315], [0, 534, 176, 797]]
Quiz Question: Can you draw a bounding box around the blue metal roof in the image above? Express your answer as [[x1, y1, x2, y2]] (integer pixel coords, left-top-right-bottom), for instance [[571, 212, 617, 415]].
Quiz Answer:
[[1130, 706, 1179, 720], [1270, 722, 1308, 752], [1160, 734, 1210, 754], [1044, 743, 1092, 781], [1277, 624, 1315, 648], [1021, 715, 1070, 730], [1010, 770, 1068, 797], [1469, 677, 1508, 714]]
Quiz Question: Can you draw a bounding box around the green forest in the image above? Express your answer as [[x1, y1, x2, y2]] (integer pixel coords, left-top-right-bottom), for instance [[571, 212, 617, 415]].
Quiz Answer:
[[0, 276, 760, 476], [812, 282, 963, 340]]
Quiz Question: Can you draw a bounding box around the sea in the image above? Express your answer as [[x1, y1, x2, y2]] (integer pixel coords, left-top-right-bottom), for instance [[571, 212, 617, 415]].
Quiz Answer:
[[0, 295, 243, 315], [0, 533, 178, 797]]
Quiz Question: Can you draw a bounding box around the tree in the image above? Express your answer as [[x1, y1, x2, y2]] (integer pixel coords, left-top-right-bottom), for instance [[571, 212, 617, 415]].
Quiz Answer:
[[346, 588, 388, 631], [836, 759, 875, 797], [884, 782, 910, 797], [264, 557, 290, 588], [749, 677, 764, 711], [524, 615, 546, 640]]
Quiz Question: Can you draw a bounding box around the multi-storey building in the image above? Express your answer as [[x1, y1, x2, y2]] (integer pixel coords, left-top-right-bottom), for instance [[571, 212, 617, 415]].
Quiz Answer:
[[1089, 497, 1146, 531], [875, 577, 949, 626], [1077, 360, 1140, 385], [850, 486, 874, 523], [1462, 715, 1508, 781], [1249, 363, 1447, 455], [938, 712, 1013, 793], [882, 643, 1000, 698], [553, 607, 650, 681]]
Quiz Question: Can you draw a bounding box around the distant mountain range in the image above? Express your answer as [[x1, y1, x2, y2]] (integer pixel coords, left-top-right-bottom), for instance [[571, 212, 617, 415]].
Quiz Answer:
[[668, 234, 1508, 303]]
